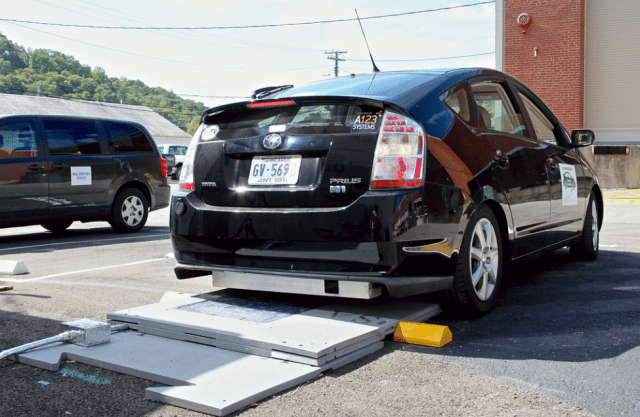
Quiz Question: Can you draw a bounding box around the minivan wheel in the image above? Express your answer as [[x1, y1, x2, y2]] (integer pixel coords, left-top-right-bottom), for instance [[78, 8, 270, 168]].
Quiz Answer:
[[41, 221, 73, 233], [570, 194, 599, 261], [443, 206, 503, 318], [110, 188, 148, 233]]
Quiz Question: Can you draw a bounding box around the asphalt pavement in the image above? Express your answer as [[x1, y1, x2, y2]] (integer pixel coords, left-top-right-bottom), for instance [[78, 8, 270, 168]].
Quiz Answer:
[[0, 186, 638, 416]]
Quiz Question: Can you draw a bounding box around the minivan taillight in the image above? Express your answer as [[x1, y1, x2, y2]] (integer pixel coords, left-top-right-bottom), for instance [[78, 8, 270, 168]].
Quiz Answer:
[[159, 157, 168, 177], [370, 111, 425, 189]]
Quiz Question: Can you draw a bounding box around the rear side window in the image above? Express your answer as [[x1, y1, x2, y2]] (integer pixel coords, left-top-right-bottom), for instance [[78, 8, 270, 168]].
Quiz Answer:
[[518, 93, 558, 145], [103, 122, 154, 154], [441, 86, 471, 122], [0, 121, 38, 158], [43, 119, 101, 156], [471, 81, 528, 137], [204, 103, 382, 139]]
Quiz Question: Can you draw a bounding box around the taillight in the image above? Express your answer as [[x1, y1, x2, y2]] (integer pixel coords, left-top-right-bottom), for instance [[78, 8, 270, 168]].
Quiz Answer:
[[179, 124, 205, 191], [370, 111, 425, 189], [159, 157, 168, 177]]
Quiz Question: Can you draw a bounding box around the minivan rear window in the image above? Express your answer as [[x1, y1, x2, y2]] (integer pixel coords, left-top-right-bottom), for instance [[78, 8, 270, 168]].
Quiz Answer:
[[103, 121, 154, 153], [203, 103, 381, 139]]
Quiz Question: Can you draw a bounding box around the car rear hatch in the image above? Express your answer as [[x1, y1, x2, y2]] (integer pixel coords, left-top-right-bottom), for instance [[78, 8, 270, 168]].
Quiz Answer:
[[192, 97, 388, 208]]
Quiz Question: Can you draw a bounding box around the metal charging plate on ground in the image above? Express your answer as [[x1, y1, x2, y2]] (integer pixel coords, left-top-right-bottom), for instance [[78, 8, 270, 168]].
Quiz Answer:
[[107, 289, 441, 363], [15, 290, 440, 416]]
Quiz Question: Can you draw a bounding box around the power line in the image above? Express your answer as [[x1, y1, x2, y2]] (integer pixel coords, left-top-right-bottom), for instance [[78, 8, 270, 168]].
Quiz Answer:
[[347, 52, 496, 62], [4, 20, 202, 66], [0, 2, 495, 30], [50, 0, 323, 53]]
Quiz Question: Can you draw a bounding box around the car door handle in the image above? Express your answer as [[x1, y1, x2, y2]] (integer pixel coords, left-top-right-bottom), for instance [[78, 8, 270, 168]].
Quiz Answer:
[[493, 150, 509, 169], [52, 163, 68, 169], [28, 164, 45, 171], [546, 158, 558, 173]]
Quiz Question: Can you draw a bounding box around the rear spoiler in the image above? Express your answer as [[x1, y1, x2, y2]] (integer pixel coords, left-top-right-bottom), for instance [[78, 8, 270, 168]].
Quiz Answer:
[[201, 96, 389, 120]]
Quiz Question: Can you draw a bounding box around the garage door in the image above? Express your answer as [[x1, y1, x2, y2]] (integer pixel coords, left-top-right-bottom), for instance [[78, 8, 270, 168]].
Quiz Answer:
[[584, 0, 640, 143]]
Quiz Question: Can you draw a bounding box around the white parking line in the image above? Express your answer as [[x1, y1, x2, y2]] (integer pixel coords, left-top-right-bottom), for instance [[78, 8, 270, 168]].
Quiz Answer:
[[0, 233, 169, 253], [26, 280, 169, 294], [0, 258, 169, 283]]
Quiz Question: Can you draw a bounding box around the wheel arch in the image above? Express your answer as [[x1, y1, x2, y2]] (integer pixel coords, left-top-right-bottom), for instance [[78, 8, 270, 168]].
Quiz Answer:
[[468, 186, 513, 265], [112, 181, 151, 215], [476, 198, 511, 266], [590, 184, 604, 231]]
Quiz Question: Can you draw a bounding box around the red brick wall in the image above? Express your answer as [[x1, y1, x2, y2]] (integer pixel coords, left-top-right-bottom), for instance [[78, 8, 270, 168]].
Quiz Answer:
[[504, 0, 585, 132]]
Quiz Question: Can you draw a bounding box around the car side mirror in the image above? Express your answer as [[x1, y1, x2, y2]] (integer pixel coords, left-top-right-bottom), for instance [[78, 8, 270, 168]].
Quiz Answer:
[[570, 129, 595, 148]]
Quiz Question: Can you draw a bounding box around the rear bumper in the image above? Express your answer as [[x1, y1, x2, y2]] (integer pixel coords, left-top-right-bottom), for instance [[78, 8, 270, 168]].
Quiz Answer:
[[170, 186, 468, 298]]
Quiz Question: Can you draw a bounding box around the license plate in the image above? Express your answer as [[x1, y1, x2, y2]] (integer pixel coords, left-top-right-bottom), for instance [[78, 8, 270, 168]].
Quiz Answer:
[[248, 155, 301, 185]]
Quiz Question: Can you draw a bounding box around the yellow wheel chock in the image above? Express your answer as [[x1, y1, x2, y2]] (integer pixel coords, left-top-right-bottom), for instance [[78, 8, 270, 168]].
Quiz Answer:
[[393, 321, 452, 348]]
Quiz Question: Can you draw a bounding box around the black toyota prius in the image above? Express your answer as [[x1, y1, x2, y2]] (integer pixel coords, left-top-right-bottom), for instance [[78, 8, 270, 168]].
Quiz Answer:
[[170, 68, 601, 317]]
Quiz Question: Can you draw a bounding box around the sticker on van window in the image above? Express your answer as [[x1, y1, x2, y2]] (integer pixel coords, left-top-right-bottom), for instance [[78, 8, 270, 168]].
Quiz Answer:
[[71, 167, 92, 186], [351, 112, 382, 132], [559, 164, 577, 206]]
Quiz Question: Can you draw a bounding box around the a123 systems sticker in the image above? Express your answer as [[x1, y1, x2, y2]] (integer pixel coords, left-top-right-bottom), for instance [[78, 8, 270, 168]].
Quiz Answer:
[[559, 163, 577, 206], [351, 111, 382, 132]]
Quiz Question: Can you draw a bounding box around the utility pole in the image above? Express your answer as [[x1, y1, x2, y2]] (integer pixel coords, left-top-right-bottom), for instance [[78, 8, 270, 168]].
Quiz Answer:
[[325, 50, 346, 77]]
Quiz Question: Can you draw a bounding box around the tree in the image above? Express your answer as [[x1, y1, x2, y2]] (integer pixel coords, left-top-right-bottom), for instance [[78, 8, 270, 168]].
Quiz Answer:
[[0, 33, 207, 133]]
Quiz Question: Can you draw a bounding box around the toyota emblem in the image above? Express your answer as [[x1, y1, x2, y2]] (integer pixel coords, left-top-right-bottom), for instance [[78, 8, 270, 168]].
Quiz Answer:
[[263, 134, 282, 149]]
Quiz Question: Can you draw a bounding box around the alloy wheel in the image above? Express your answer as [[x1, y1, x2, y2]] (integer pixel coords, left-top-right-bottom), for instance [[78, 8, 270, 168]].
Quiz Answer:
[[469, 218, 499, 301], [122, 195, 144, 226]]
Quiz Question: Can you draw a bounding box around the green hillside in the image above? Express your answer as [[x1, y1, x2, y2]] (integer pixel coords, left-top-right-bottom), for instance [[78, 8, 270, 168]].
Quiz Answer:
[[0, 33, 206, 134]]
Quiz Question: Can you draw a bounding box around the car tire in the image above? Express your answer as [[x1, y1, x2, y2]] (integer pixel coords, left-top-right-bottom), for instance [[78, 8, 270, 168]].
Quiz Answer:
[[442, 205, 503, 318], [570, 193, 599, 261], [109, 188, 148, 233], [41, 221, 73, 233], [175, 165, 182, 181]]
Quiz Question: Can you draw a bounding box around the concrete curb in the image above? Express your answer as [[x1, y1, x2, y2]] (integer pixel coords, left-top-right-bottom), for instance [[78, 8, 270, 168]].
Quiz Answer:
[[0, 260, 29, 275]]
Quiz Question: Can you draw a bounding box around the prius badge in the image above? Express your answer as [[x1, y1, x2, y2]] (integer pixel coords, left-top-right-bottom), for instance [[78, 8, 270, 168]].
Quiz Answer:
[[263, 133, 282, 150]]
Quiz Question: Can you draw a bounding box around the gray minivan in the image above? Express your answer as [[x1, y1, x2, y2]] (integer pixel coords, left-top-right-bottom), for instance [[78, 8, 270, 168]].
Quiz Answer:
[[0, 115, 170, 233]]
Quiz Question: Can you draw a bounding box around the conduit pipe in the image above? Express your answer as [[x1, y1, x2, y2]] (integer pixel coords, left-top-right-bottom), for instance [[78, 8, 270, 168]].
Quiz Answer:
[[0, 321, 130, 361]]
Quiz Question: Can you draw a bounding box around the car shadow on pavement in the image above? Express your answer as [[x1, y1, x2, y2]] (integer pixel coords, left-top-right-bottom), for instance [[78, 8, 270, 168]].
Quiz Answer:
[[0, 226, 170, 256], [425, 248, 640, 363]]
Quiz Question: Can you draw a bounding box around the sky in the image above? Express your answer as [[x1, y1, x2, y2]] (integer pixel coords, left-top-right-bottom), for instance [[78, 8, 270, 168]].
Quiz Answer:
[[0, 0, 496, 108]]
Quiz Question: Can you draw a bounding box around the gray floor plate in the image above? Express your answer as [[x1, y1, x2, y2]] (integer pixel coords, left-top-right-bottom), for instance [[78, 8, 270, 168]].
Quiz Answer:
[[108, 290, 441, 359], [129, 323, 384, 366], [15, 331, 383, 416], [14, 291, 440, 416]]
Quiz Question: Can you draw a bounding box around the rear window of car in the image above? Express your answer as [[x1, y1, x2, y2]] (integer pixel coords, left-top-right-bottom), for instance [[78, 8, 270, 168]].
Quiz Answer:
[[103, 121, 154, 154], [203, 104, 382, 139], [168, 146, 187, 154], [43, 119, 101, 155]]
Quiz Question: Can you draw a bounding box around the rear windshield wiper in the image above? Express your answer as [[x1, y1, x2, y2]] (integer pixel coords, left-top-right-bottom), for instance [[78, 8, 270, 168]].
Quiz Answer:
[[251, 85, 294, 100]]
